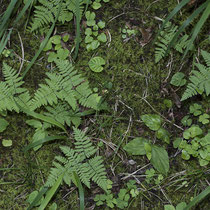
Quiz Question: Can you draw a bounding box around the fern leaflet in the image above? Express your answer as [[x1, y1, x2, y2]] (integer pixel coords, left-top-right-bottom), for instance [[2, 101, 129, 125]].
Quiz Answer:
[[181, 50, 210, 100]]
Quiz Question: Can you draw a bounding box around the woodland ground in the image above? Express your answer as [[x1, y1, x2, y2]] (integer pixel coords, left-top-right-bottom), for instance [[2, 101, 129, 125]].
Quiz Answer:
[[0, 0, 210, 209]]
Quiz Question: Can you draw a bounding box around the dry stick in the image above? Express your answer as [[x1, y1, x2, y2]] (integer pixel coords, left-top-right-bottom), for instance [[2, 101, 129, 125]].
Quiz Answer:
[[110, 115, 133, 175], [140, 97, 184, 131], [17, 32, 24, 74], [121, 163, 150, 180]]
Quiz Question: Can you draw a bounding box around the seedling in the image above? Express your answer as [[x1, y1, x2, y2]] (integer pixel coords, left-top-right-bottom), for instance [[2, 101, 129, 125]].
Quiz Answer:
[[85, 11, 107, 51], [43, 34, 70, 63]]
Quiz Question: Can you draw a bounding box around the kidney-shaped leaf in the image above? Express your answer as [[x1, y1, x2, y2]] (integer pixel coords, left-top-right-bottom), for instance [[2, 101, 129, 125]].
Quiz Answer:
[[141, 114, 162, 131], [88, 56, 105, 72], [123, 137, 149, 155], [151, 145, 169, 175]]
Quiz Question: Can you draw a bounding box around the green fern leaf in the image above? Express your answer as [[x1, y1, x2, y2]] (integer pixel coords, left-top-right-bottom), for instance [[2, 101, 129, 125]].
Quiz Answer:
[[45, 127, 107, 191], [0, 63, 30, 112], [73, 127, 97, 159], [181, 51, 210, 100]]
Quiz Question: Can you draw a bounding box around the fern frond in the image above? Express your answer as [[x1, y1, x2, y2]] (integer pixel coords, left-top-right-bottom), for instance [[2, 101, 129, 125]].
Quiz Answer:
[[201, 49, 210, 67], [45, 128, 107, 191], [73, 127, 97, 159], [155, 22, 177, 63], [87, 156, 107, 191], [155, 21, 191, 63], [55, 60, 101, 110], [181, 52, 210, 100], [0, 63, 30, 112]]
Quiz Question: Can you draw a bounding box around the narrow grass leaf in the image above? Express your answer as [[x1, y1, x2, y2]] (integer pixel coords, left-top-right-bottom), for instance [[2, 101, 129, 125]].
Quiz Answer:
[[73, 172, 85, 210], [38, 174, 64, 210], [23, 135, 67, 152], [166, 1, 207, 57], [154, 0, 190, 43], [183, 1, 210, 58], [184, 186, 210, 210], [22, 0, 63, 78], [27, 187, 49, 210], [73, 0, 81, 60], [0, 0, 18, 36]]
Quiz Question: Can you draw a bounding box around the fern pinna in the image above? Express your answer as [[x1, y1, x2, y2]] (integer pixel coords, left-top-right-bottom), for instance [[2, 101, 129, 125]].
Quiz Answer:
[[30, 0, 85, 32], [45, 127, 107, 191], [181, 50, 210, 101]]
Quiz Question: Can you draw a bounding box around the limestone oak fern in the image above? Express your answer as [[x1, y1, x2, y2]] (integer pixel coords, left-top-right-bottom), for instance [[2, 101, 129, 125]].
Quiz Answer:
[[181, 50, 210, 101], [45, 127, 107, 191], [0, 60, 101, 127]]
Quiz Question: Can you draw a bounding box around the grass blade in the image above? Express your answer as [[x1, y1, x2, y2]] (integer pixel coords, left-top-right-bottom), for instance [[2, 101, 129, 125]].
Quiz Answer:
[[183, 1, 210, 58], [27, 187, 49, 210], [166, 1, 208, 56], [23, 135, 67, 152], [154, 0, 190, 42], [22, 0, 63, 78], [73, 172, 85, 210], [38, 174, 64, 210], [0, 0, 18, 38], [73, 0, 81, 60], [184, 186, 210, 210]]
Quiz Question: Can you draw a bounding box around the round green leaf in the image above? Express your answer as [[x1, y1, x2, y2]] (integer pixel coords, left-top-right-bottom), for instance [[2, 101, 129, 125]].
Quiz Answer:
[[85, 36, 94, 44], [98, 21, 106, 29], [88, 56, 105, 72], [2, 139, 12, 147], [170, 72, 186, 87], [85, 28, 92, 36], [92, 2, 102, 10], [97, 33, 107, 42], [50, 35, 61, 45]]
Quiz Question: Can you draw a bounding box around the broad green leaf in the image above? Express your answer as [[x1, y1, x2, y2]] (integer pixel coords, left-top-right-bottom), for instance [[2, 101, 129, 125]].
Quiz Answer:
[[164, 205, 175, 210], [43, 41, 52, 51], [199, 158, 209, 166], [2, 139, 12, 147], [62, 34, 70, 42], [170, 72, 186, 87], [85, 35, 93, 43], [88, 56, 105, 72], [198, 114, 209, 124], [98, 21, 106, 29], [183, 126, 203, 139], [57, 48, 69, 60], [123, 137, 149, 155], [156, 128, 170, 144], [151, 146, 169, 175], [173, 138, 182, 148], [176, 202, 187, 210], [97, 33, 107, 42], [0, 118, 9, 132], [141, 114, 162, 131], [50, 35, 61, 45], [181, 150, 190, 160], [85, 28, 92, 36], [92, 2, 101, 10]]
